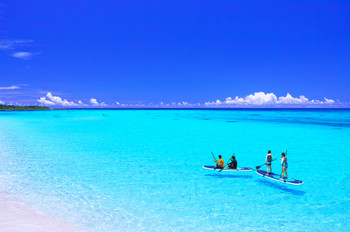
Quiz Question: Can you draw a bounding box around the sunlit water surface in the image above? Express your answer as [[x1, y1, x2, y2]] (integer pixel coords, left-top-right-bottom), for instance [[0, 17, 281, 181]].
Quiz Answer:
[[0, 109, 349, 231]]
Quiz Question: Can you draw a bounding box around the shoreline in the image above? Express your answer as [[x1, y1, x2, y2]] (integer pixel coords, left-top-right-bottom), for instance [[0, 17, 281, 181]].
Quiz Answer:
[[0, 187, 79, 232]]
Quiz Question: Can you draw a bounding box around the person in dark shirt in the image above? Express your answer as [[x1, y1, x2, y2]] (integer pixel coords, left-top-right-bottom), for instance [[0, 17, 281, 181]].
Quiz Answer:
[[265, 150, 273, 175], [228, 155, 237, 169]]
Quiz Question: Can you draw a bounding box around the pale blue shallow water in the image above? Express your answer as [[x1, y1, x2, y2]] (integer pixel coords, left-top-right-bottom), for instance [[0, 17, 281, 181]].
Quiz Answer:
[[0, 109, 349, 231]]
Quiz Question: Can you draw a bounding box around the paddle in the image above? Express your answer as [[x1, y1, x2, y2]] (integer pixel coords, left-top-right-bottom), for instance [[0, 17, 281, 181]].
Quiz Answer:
[[219, 153, 235, 172], [211, 152, 216, 160], [211, 152, 220, 169], [256, 158, 277, 169]]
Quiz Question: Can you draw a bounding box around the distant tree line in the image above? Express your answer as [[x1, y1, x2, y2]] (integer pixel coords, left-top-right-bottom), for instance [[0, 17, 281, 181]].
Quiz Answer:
[[0, 104, 50, 111]]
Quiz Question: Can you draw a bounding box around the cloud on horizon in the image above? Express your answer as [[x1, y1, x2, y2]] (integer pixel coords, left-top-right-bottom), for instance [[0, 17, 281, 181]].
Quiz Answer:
[[204, 92, 336, 107], [34, 91, 344, 108], [163, 101, 201, 107], [90, 98, 107, 107], [36, 93, 110, 107], [37, 92, 83, 107]]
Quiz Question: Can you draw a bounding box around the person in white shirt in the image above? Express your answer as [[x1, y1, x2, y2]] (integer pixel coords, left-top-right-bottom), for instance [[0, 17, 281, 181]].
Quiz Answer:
[[280, 152, 288, 179]]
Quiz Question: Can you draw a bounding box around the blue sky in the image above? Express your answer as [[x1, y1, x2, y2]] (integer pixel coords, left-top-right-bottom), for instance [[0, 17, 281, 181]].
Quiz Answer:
[[0, 0, 349, 107]]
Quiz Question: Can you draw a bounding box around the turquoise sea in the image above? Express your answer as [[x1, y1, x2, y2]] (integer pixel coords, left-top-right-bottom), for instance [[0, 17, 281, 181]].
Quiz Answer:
[[0, 109, 349, 231]]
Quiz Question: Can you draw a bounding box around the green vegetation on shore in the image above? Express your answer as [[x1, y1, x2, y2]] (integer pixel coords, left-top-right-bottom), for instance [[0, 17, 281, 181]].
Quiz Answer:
[[0, 105, 50, 111]]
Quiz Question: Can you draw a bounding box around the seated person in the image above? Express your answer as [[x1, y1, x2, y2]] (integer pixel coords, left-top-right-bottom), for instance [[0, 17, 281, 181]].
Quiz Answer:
[[214, 155, 224, 169], [228, 155, 237, 169]]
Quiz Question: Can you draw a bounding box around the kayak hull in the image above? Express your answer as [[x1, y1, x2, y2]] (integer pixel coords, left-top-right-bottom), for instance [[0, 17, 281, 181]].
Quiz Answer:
[[203, 166, 252, 172]]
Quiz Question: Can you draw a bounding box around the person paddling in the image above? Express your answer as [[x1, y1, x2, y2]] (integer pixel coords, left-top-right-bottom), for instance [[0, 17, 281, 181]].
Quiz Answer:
[[228, 155, 237, 169], [280, 152, 288, 179], [265, 150, 273, 175], [214, 155, 224, 169]]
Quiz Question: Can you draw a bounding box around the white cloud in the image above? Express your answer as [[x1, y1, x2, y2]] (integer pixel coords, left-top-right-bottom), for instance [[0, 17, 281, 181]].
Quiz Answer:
[[324, 98, 335, 104], [205, 92, 336, 107], [277, 93, 309, 104], [37, 92, 84, 107], [0, 39, 34, 50], [77, 100, 88, 107], [90, 98, 98, 106], [154, 101, 198, 107], [33, 92, 339, 109], [222, 92, 278, 105], [0, 39, 39, 60], [11, 52, 34, 60], [146, 101, 202, 108], [37, 97, 56, 106], [0, 85, 20, 90], [0, 100, 4, 105], [90, 98, 107, 107]]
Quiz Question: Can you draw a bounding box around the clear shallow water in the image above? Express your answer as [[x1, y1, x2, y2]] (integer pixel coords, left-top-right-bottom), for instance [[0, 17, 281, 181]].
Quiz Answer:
[[0, 109, 349, 231]]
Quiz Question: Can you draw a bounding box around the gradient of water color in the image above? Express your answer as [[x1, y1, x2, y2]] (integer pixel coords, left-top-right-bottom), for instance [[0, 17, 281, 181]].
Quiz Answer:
[[0, 109, 349, 231]]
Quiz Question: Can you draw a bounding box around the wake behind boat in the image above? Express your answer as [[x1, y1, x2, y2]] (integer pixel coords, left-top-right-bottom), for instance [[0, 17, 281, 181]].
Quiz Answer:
[[256, 170, 303, 185], [203, 166, 253, 172]]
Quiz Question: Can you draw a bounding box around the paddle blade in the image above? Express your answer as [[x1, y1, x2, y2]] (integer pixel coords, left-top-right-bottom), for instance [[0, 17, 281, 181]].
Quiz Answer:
[[256, 165, 261, 169]]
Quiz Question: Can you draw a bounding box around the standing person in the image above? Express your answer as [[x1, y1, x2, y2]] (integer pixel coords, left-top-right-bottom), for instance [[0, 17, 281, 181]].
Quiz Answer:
[[228, 155, 237, 169], [265, 150, 273, 175], [214, 155, 224, 169], [280, 152, 288, 179]]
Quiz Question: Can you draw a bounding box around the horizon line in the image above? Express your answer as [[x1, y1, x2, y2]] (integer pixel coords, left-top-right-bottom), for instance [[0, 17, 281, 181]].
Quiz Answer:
[[51, 107, 350, 110]]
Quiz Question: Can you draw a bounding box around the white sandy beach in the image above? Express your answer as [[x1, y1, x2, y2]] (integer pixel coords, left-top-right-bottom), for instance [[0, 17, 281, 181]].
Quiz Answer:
[[0, 188, 77, 232]]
